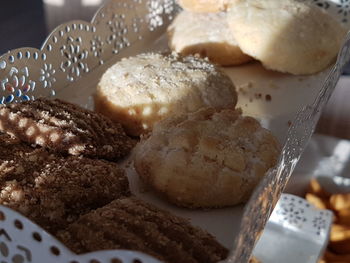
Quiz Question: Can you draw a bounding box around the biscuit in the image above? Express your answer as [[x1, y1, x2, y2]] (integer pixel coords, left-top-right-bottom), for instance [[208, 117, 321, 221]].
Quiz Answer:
[[167, 11, 252, 66], [134, 108, 280, 208], [0, 134, 130, 233], [58, 197, 228, 263], [227, 0, 346, 75], [177, 0, 229, 13], [95, 52, 237, 136], [0, 98, 134, 160]]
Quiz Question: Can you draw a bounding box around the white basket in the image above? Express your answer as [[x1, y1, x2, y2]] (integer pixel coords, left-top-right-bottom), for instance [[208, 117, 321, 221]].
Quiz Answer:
[[0, 0, 348, 262]]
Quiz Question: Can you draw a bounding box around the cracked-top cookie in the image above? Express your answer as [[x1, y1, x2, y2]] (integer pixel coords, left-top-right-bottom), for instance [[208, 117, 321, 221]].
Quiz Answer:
[[134, 108, 280, 208]]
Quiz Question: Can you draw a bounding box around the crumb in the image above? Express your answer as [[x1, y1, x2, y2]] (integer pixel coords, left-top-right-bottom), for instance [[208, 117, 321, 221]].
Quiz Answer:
[[269, 82, 279, 89], [288, 121, 292, 126], [265, 94, 272, 101]]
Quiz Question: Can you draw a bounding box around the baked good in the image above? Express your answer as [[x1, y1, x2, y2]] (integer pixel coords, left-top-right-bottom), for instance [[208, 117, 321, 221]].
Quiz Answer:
[[167, 11, 252, 66], [58, 197, 228, 263], [0, 134, 130, 233], [227, 0, 346, 75], [177, 0, 229, 13], [134, 108, 280, 208], [95, 52, 237, 136], [0, 98, 134, 160]]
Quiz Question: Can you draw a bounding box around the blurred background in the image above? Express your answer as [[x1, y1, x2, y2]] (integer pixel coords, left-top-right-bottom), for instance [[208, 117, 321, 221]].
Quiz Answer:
[[0, 0, 349, 140], [0, 0, 107, 53]]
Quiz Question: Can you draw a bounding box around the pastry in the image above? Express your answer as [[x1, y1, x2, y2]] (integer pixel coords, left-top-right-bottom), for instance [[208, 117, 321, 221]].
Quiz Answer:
[[167, 11, 252, 66], [177, 0, 229, 13], [58, 197, 228, 263], [95, 52, 237, 136], [0, 133, 130, 233], [227, 0, 346, 75], [0, 98, 134, 160], [134, 108, 280, 208]]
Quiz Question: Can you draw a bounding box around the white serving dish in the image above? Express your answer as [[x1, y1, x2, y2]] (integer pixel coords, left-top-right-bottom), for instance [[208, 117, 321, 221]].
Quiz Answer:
[[0, 0, 349, 262]]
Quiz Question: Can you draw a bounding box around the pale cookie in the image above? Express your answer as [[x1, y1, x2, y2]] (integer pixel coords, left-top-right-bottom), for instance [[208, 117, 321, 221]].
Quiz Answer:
[[95, 52, 237, 136], [177, 0, 229, 13], [134, 108, 280, 208], [168, 11, 252, 66], [227, 0, 346, 75]]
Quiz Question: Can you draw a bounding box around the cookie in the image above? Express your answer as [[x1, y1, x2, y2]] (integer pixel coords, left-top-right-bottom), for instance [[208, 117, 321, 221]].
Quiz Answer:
[[95, 52, 237, 136], [0, 134, 130, 233], [134, 108, 280, 208], [58, 197, 228, 263], [227, 0, 346, 75], [177, 0, 229, 13], [167, 11, 252, 66], [0, 98, 134, 160]]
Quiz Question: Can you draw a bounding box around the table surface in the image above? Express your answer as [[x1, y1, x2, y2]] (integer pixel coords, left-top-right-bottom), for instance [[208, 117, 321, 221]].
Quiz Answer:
[[0, 0, 349, 141]]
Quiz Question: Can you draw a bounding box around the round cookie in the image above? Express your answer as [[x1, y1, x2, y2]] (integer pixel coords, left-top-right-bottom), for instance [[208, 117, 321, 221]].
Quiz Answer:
[[134, 108, 280, 208], [95, 53, 237, 136], [167, 11, 252, 66], [177, 0, 229, 13], [227, 0, 346, 75]]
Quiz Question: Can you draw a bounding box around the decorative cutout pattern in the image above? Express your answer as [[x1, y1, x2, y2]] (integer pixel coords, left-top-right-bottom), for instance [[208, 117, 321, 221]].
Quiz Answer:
[[1, 67, 36, 104], [228, 31, 350, 263], [272, 194, 332, 237], [0, 0, 348, 263], [0, 205, 162, 263], [309, 0, 350, 25]]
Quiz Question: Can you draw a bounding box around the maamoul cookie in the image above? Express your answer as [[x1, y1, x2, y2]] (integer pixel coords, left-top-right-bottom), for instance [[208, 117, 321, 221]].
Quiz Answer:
[[134, 108, 280, 208], [0, 98, 134, 160], [58, 197, 228, 263], [227, 0, 346, 75], [177, 0, 229, 13], [95, 52, 237, 136], [0, 134, 130, 234], [167, 11, 252, 66]]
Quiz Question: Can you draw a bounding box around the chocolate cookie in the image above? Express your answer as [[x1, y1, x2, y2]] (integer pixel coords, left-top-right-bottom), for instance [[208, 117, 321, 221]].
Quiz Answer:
[[0, 98, 134, 160], [58, 197, 228, 263], [0, 134, 130, 233]]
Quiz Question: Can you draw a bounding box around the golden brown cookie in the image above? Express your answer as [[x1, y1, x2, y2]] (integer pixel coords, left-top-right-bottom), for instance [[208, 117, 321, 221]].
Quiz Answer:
[[0, 134, 130, 234], [0, 98, 134, 161], [58, 197, 228, 263], [227, 0, 346, 75], [134, 108, 280, 208], [95, 52, 237, 136], [168, 11, 252, 66], [177, 0, 229, 13]]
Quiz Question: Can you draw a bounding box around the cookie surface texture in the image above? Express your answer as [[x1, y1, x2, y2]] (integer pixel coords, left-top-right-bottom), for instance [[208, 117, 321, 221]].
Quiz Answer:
[[134, 108, 280, 208], [168, 11, 252, 66], [58, 197, 228, 263], [177, 0, 228, 13], [0, 134, 130, 234], [96, 53, 237, 136], [0, 98, 134, 160], [227, 0, 346, 75]]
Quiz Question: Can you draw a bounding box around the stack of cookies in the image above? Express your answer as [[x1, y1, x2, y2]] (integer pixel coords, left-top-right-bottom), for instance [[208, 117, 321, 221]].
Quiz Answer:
[[95, 51, 281, 209], [0, 98, 229, 263], [169, 0, 346, 75], [94, 0, 347, 210]]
